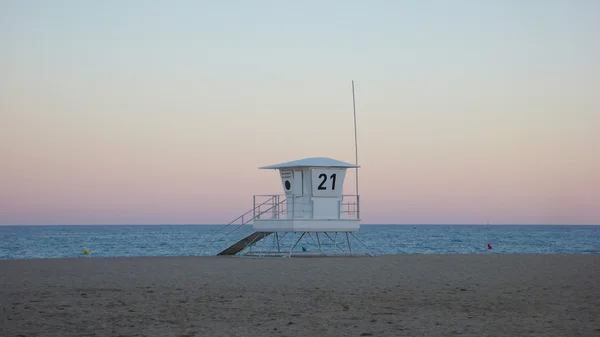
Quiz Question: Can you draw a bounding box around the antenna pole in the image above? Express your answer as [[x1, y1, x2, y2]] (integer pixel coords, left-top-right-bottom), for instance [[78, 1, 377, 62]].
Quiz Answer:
[[352, 80, 359, 196]]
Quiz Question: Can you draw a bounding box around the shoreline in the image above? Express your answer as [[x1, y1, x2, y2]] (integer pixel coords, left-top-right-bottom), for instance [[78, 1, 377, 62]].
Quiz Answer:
[[1, 251, 599, 261]]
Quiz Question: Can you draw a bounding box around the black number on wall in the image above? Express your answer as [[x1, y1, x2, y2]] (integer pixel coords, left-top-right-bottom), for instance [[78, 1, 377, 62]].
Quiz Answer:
[[317, 173, 337, 191], [318, 174, 327, 190]]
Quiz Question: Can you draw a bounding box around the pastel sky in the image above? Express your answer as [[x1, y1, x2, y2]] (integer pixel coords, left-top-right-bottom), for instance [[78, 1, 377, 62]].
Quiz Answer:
[[1, 0, 599, 225]]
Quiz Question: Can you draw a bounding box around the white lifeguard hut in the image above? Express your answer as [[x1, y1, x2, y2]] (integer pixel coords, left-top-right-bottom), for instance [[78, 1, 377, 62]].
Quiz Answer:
[[254, 157, 360, 232], [213, 81, 371, 257], [215, 157, 372, 257]]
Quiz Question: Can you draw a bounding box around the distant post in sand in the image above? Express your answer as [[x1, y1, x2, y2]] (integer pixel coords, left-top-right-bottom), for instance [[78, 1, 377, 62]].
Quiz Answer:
[[215, 158, 373, 257]]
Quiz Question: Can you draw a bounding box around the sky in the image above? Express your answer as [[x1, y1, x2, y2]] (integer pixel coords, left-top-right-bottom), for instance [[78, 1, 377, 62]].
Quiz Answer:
[[1, 0, 599, 225]]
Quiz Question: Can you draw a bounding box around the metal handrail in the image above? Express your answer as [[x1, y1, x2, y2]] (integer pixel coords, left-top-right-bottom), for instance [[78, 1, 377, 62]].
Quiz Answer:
[[210, 196, 279, 236], [223, 197, 287, 236], [253, 194, 360, 220]]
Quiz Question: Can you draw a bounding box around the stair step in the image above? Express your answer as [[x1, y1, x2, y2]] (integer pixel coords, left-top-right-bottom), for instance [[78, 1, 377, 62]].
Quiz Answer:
[[217, 232, 273, 256]]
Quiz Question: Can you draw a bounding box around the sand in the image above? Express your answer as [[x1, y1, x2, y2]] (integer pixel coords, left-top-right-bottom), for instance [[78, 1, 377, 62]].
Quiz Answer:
[[1, 254, 599, 337]]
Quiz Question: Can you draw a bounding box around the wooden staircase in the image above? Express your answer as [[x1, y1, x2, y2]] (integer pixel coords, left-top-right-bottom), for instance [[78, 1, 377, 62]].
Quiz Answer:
[[213, 196, 285, 256], [217, 232, 273, 256]]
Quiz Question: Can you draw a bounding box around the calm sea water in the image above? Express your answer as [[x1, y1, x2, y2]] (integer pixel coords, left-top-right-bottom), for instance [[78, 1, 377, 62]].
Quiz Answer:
[[1, 225, 599, 260]]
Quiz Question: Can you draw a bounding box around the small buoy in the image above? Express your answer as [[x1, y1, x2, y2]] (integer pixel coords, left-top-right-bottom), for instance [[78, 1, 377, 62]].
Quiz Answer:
[[487, 243, 492, 250], [83, 249, 90, 255]]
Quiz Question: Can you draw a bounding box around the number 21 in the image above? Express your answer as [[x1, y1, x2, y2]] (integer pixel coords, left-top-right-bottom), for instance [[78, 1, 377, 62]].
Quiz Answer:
[[318, 173, 337, 190]]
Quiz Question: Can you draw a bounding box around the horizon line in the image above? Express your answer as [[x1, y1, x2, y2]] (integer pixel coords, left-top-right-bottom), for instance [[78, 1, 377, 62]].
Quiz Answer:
[[1, 223, 598, 226]]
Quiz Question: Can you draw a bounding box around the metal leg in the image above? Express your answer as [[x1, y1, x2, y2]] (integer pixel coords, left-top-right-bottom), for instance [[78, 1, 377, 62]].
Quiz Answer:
[[289, 232, 306, 257], [324, 232, 346, 252], [346, 232, 352, 253], [307, 232, 326, 256], [275, 232, 280, 252], [350, 232, 376, 256]]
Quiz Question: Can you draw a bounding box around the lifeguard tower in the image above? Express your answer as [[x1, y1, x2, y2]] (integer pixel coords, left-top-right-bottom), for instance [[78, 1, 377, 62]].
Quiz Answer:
[[214, 157, 372, 257]]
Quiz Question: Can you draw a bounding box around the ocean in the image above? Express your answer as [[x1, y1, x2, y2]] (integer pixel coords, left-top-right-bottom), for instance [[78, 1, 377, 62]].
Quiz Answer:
[[1, 224, 599, 259]]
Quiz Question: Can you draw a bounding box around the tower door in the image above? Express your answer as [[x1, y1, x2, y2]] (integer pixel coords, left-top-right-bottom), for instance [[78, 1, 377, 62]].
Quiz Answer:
[[292, 170, 303, 196]]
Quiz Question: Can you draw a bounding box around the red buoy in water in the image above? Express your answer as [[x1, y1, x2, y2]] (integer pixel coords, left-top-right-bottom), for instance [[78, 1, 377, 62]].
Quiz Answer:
[[487, 243, 492, 249]]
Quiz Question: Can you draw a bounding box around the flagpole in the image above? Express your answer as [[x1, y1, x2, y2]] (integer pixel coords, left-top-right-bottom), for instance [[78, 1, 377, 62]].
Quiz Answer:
[[352, 80, 359, 197]]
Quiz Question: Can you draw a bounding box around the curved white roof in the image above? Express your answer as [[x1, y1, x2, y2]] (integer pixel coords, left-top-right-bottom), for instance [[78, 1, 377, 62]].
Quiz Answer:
[[259, 157, 359, 169]]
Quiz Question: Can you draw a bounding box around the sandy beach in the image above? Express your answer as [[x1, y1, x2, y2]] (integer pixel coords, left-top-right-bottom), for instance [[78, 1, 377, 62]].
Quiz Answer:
[[1, 254, 599, 337]]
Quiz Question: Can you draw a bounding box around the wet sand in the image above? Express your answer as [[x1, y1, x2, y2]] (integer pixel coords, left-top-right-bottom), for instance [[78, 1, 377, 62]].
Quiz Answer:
[[1, 254, 599, 336]]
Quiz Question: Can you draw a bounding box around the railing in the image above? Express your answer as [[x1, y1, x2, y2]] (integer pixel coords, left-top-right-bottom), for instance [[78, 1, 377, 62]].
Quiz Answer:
[[252, 194, 360, 220], [342, 194, 360, 219], [210, 195, 285, 237], [253, 195, 286, 220]]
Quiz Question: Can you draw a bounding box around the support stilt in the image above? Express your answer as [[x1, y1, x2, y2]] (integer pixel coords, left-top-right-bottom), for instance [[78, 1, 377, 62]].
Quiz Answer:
[[324, 232, 346, 252], [289, 232, 306, 257], [346, 232, 352, 252]]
